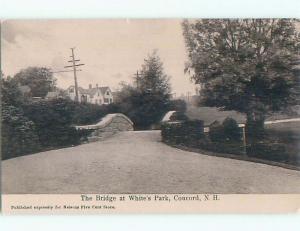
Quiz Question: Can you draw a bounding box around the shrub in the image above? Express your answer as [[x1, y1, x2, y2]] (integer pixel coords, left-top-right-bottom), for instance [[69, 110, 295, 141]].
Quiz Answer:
[[71, 102, 120, 125], [161, 120, 204, 145], [2, 105, 41, 159], [169, 111, 189, 122], [247, 142, 288, 162], [209, 118, 242, 142], [168, 99, 187, 112], [208, 121, 225, 142], [22, 98, 80, 148], [222, 117, 242, 141]]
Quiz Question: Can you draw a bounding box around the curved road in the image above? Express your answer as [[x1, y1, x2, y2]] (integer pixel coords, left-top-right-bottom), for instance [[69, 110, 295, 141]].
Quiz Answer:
[[2, 131, 300, 194]]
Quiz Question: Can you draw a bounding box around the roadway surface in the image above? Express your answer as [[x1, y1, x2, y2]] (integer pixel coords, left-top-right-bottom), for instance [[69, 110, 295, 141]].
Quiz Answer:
[[2, 131, 300, 194]]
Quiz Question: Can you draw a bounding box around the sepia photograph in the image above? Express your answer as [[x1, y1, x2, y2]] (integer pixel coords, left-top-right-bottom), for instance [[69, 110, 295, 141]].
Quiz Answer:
[[1, 18, 300, 196]]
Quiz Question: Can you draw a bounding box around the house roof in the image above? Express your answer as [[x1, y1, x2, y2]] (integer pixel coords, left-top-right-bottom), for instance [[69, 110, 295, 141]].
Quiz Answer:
[[68, 85, 111, 97], [98, 87, 110, 96]]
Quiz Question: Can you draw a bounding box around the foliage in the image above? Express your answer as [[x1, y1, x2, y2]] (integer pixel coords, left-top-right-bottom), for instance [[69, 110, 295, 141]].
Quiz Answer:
[[22, 98, 79, 148], [169, 111, 189, 121], [182, 19, 300, 142], [70, 101, 119, 125], [117, 51, 172, 129], [161, 120, 204, 145], [2, 105, 40, 159], [1, 77, 25, 106], [13, 66, 56, 97], [168, 99, 187, 112], [208, 121, 225, 142], [209, 117, 242, 142], [222, 117, 242, 141], [135, 50, 171, 96]]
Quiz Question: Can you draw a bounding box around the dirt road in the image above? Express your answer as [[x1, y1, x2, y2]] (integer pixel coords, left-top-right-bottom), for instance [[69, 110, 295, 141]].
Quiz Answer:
[[2, 131, 300, 193]]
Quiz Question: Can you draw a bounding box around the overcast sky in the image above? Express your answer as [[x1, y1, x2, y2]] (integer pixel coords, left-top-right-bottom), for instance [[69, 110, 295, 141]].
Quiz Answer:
[[2, 19, 195, 95]]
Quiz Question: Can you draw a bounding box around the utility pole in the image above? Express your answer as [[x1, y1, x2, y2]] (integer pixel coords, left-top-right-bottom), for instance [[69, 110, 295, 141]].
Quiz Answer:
[[134, 70, 140, 89], [64, 47, 84, 102], [187, 91, 191, 103]]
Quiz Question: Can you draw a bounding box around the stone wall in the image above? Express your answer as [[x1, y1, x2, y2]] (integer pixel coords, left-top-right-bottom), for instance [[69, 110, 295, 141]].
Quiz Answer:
[[75, 113, 134, 142]]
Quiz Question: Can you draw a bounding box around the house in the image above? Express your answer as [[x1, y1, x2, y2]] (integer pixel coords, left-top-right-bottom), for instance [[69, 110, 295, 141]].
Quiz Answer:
[[66, 84, 114, 105]]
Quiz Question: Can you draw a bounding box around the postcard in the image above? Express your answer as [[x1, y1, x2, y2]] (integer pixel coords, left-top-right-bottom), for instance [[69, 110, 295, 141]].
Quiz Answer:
[[1, 19, 300, 214]]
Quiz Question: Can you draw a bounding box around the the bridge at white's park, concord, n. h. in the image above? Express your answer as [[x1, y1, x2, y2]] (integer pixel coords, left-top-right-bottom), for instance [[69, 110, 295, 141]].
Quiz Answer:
[[3, 129, 300, 194]]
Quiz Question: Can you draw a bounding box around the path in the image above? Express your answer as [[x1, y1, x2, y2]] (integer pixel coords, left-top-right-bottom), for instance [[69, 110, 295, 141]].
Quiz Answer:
[[2, 131, 300, 194]]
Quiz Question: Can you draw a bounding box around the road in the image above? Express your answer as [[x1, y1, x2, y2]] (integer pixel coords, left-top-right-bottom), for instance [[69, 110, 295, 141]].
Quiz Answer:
[[2, 131, 300, 194]]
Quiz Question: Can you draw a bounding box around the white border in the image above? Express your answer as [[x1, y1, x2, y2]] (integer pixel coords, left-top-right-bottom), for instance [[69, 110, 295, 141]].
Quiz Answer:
[[1, 0, 300, 230]]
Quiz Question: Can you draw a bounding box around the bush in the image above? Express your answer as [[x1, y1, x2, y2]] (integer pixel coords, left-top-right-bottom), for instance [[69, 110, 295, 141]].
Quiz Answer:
[[169, 111, 189, 121], [116, 90, 170, 130], [2, 105, 41, 159], [247, 142, 288, 162], [168, 99, 187, 112], [222, 117, 242, 141], [161, 120, 204, 145], [71, 102, 120, 125], [209, 121, 225, 142], [209, 118, 242, 142], [22, 98, 80, 148]]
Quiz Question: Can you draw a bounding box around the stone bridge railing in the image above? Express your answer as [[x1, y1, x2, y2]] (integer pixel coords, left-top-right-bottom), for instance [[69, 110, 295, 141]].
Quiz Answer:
[[75, 113, 134, 142]]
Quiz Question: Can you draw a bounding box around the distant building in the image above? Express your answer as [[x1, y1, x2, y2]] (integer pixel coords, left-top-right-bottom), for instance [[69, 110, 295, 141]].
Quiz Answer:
[[66, 84, 114, 105]]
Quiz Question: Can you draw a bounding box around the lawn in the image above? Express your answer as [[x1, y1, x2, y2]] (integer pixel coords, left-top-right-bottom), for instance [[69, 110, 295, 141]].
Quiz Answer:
[[180, 105, 300, 167]]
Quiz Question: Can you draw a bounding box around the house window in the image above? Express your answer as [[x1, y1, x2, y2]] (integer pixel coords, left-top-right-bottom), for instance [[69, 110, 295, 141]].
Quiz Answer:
[[104, 98, 109, 103], [69, 88, 74, 93], [95, 99, 98, 104], [106, 91, 110, 95], [109, 98, 113, 103]]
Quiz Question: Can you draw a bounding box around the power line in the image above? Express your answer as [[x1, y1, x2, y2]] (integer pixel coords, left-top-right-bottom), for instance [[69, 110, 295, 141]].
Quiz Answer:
[[64, 47, 85, 102]]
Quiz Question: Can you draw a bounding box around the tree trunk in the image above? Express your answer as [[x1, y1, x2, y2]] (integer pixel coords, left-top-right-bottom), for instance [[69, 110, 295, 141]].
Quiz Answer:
[[245, 111, 266, 153]]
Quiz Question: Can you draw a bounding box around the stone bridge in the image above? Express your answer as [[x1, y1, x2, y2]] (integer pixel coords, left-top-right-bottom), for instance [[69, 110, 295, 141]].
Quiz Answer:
[[75, 113, 134, 142]]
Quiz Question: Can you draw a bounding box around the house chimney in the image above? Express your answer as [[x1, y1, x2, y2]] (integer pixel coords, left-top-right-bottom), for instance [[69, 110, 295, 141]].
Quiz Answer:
[[96, 84, 99, 89], [89, 84, 92, 89]]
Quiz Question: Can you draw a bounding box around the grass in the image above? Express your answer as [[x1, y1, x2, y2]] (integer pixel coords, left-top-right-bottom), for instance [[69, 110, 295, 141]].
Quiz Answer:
[[185, 105, 245, 125], [185, 104, 300, 126]]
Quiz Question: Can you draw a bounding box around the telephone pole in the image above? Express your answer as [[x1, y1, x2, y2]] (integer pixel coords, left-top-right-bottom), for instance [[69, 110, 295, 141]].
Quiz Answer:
[[64, 48, 85, 102], [134, 70, 140, 89]]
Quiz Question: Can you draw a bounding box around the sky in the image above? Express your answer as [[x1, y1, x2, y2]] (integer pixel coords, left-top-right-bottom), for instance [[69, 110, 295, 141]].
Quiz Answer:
[[1, 19, 196, 95]]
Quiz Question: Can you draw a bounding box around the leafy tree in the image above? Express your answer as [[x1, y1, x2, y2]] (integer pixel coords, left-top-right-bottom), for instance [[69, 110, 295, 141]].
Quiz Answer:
[[183, 19, 300, 143], [117, 51, 172, 129], [22, 98, 79, 148], [2, 105, 40, 159], [13, 67, 56, 97], [1, 76, 25, 107]]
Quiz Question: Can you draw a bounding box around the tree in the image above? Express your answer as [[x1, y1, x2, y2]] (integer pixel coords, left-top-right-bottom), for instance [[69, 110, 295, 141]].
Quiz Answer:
[[1, 76, 25, 107], [183, 19, 300, 143], [117, 51, 172, 129], [136, 50, 171, 97], [2, 104, 41, 159], [13, 67, 56, 97]]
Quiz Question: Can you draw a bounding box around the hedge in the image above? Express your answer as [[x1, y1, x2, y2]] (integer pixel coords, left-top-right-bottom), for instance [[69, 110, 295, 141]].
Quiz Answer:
[[161, 120, 204, 145], [2, 98, 119, 159]]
